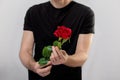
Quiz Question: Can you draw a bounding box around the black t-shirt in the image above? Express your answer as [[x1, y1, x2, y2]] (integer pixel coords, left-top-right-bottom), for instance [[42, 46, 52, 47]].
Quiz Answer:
[[23, 1, 94, 80]]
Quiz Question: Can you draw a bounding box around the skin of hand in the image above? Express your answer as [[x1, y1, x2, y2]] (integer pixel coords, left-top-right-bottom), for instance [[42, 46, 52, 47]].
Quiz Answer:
[[34, 61, 52, 77], [50, 46, 69, 65]]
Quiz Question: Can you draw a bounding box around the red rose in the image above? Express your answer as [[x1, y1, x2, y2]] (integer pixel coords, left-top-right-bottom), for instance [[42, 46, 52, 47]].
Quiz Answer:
[[39, 26, 72, 65], [54, 26, 72, 39]]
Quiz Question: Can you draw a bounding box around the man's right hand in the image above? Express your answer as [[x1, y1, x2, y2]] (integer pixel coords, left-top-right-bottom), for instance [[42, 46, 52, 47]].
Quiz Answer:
[[19, 31, 52, 77], [33, 61, 52, 77]]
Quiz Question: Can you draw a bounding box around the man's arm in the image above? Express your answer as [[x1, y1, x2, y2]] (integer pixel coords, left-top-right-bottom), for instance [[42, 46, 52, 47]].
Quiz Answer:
[[19, 31, 36, 71], [50, 34, 93, 67], [64, 34, 93, 67], [19, 31, 52, 77]]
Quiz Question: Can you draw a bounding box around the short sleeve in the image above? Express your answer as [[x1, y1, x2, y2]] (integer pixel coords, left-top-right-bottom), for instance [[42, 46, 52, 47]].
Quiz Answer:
[[23, 6, 35, 31], [79, 8, 95, 34]]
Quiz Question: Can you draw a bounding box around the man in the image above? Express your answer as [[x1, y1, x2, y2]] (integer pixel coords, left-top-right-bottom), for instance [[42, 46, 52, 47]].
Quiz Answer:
[[19, 0, 94, 80]]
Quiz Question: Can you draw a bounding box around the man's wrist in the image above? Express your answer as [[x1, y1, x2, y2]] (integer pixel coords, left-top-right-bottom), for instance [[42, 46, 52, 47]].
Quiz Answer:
[[63, 55, 71, 65], [29, 61, 37, 72]]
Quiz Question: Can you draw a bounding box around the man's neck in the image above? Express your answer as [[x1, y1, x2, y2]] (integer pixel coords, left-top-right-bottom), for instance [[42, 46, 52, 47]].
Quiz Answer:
[[50, 0, 72, 9]]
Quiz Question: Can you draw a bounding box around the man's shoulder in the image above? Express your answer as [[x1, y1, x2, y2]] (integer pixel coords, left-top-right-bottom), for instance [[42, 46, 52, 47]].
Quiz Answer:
[[28, 1, 49, 12], [73, 1, 94, 14]]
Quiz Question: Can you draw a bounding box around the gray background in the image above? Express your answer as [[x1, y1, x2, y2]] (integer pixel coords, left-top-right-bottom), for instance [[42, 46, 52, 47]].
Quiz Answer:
[[0, 0, 120, 80]]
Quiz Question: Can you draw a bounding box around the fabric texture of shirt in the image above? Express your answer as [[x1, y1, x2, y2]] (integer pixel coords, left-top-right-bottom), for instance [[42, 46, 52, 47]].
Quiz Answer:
[[23, 1, 95, 80]]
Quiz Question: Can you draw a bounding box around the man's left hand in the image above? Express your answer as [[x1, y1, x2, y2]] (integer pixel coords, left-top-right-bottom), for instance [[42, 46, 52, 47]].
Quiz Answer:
[[50, 46, 68, 65]]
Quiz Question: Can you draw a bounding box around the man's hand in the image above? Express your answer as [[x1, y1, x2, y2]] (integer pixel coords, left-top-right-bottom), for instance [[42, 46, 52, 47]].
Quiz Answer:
[[34, 61, 52, 77], [50, 46, 69, 65]]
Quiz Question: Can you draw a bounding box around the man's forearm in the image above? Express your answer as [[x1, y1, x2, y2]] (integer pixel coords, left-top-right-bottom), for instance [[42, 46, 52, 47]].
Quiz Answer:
[[19, 51, 36, 72], [64, 53, 88, 67]]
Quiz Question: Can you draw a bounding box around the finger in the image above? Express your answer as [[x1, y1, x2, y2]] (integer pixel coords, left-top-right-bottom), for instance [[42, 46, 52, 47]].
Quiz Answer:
[[39, 73, 45, 77], [55, 49, 66, 64], [61, 50, 67, 55], [45, 71, 51, 75], [55, 47, 64, 59], [61, 50, 68, 58], [40, 71, 51, 77], [42, 65, 52, 73], [50, 53, 56, 65], [43, 70, 51, 76], [50, 53, 59, 65], [60, 50, 68, 61], [52, 46, 59, 60], [37, 65, 52, 74]]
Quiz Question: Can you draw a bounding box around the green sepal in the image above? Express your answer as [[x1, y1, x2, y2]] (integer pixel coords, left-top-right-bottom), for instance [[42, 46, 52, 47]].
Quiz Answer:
[[53, 40, 62, 49]]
